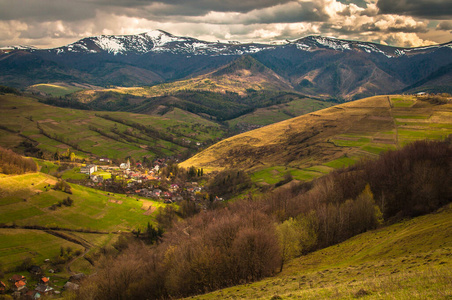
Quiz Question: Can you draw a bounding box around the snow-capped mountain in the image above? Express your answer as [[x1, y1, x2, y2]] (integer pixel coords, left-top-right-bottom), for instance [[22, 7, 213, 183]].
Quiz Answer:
[[49, 30, 276, 56], [0, 45, 37, 51], [1, 30, 451, 98], [37, 30, 451, 58], [292, 35, 452, 57]]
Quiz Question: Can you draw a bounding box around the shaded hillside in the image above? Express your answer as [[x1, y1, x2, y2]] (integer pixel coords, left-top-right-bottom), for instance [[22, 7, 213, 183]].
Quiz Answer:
[[60, 56, 317, 121], [403, 62, 452, 94], [180, 95, 452, 174]]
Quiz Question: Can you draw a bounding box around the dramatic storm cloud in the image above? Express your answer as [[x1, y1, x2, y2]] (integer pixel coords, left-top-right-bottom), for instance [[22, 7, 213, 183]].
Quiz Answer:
[[0, 0, 451, 48]]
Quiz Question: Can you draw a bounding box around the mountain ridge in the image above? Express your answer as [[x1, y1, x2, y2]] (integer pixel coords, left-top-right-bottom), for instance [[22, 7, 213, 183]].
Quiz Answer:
[[1, 30, 451, 99], [4, 30, 451, 57]]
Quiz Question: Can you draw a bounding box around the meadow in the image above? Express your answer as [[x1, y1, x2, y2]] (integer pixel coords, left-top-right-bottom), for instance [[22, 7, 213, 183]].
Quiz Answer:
[[0, 172, 166, 276], [0, 94, 224, 161], [28, 83, 84, 97], [0, 173, 164, 231]]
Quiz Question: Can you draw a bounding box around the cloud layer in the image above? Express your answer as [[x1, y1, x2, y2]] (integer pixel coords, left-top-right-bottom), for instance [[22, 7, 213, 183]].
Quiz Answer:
[[0, 0, 451, 48]]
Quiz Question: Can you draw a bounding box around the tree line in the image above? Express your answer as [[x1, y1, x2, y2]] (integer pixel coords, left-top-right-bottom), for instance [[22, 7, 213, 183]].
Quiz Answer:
[[0, 146, 37, 174]]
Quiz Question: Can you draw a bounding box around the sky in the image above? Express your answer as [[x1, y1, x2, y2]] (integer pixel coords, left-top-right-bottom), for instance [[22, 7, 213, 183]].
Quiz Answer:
[[0, 0, 451, 48]]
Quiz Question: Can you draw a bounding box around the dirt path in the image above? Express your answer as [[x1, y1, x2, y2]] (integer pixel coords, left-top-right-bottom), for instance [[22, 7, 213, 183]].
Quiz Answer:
[[1, 226, 103, 275], [45, 230, 95, 275], [387, 96, 399, 148]]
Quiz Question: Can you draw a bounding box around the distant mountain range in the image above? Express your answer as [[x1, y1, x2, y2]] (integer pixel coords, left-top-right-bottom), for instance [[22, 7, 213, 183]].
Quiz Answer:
[[1, 30, 451, 99]]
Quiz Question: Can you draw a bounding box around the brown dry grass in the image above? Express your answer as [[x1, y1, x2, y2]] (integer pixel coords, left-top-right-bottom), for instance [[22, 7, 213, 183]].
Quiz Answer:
[[180, 95, 452, 174]]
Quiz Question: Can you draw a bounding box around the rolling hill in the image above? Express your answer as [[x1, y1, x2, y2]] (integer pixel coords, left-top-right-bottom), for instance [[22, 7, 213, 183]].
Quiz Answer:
[[64, 55, 326, 122], [0, 93, 224, 161], [180, 95, 452, 182]]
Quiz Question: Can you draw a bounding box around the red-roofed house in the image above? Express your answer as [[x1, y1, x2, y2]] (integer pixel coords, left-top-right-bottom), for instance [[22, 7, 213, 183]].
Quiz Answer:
[[40, 277, 50, 285], [10, 275, 26, 283], [13, 280, 26, 292]]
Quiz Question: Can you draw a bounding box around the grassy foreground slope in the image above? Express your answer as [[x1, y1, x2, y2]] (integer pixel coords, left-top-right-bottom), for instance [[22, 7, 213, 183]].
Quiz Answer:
[[193, 204, 452, 300], [0, 172, 163, 231], [0, 172, 164, 273], [0, 93, 223, 160], [181, 95, 452, 181]]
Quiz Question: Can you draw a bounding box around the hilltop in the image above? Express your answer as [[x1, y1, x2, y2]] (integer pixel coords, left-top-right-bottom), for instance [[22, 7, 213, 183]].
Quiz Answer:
[[66, 55, 327, 122], [181, 94, 452, 180]]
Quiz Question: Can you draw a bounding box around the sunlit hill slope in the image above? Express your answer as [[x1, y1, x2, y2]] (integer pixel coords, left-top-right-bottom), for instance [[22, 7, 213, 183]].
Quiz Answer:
[[180, 95, 452, 173]]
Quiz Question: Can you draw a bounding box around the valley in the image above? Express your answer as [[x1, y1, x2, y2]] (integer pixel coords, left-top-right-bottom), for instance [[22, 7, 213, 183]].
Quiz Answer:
[[0, 30, 451, 300]]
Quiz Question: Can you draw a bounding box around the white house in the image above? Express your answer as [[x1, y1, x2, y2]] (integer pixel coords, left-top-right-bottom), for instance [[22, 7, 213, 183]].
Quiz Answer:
[[120, 159, 131, 170], [80, 164, 97, 175]]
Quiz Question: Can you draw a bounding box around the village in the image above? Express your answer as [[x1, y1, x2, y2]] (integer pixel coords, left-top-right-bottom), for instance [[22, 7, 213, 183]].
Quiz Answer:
[[77, 157, 220, 206], [0, 268, 84, 299], [0, 157, 224, 299]]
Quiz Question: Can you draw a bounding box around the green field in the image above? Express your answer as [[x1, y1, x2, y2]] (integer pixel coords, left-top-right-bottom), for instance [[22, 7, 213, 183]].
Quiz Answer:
[[228, 98, 333, 127], [0, 94, 224, 160], [193, 203, 452, 299], [251, 165, 328, 185], [0, 229, 85, 271], [0, 172, 166, 276], [0, 173, 164, 231]]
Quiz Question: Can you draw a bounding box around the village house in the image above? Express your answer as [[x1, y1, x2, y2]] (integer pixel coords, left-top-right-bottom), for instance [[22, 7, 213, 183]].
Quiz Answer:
[[172, 195, 183, 202], [0, 281, 6, 294], [99, 158, 110, 163], [25, 290, 41, 299], [90, 175, 104, 183], [63, 281, 79, 291], [120, 159, 131, 170], [9, 274, 26, 283], [12, 280, 26, 292], [80, 164, 97, 175], [40, 277, 49, 285], [35, 284, 53, 295], [169, 184, 179, 192], [29, 266, 42, 276], [152, 189, 162, 197]]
